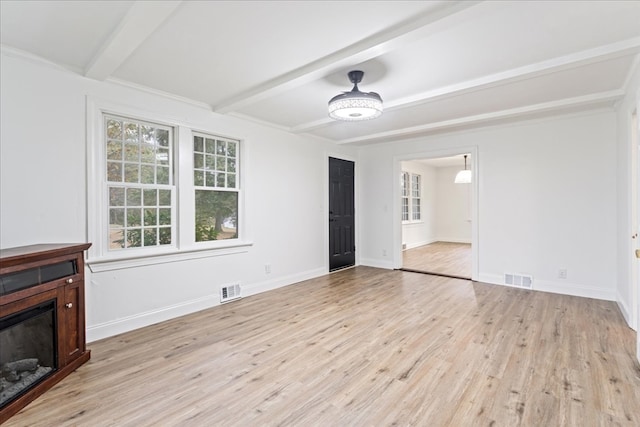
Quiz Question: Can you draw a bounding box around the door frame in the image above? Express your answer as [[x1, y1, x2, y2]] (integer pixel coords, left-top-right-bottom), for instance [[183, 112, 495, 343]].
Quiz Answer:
[[324, 152, 358, 272], [393, 146, 479, 281], [635, 107, 640, 362], [631, 109, 639, 333]]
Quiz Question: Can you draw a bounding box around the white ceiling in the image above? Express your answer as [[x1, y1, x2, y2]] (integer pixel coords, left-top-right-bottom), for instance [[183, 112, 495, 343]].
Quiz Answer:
[[2, 1, 639, 146]]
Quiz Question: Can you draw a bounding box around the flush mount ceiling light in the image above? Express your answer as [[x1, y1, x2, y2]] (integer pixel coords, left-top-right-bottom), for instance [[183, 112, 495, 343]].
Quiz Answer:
[[328, 70, 383, 121], [454, 154, 472, 184]]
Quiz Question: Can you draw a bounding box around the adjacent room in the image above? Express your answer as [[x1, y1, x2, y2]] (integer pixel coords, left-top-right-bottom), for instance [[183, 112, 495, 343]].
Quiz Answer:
[[1, 1, 639, 425], [400, 154, 473, 279]]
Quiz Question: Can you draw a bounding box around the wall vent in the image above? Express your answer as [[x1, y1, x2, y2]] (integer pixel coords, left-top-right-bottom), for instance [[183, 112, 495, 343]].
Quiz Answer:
[[504, 273, 533, 289], [220, 283, 241, 303]]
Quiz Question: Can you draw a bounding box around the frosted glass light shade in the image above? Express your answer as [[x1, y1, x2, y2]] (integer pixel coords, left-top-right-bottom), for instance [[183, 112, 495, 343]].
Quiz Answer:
[[328, 96, 383, 121], [328, 70, 383, 121], [454, 169, 472, 184]]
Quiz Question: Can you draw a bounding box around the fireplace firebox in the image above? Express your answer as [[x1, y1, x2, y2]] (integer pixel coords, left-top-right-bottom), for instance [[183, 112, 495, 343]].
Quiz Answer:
[[0, 243, 91, 423], [0, 300, 56, 407]]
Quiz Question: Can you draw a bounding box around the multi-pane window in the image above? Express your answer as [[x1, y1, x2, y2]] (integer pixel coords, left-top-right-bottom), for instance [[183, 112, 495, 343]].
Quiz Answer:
[[401, 171, 421, 222], [193, 133, 239, 242], [91, 100, 246, 263], [105, 115, 173, 250], [401, 172, 410, 221], [411, 174, 421, 221]]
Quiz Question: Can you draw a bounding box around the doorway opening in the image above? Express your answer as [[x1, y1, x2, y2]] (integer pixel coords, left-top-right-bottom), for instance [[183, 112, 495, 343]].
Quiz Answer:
[[398, 153, 475, 280]]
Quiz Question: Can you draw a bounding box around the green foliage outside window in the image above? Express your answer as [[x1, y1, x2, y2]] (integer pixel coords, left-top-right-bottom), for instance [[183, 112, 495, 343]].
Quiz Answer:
[[195, 190, 238, 242]]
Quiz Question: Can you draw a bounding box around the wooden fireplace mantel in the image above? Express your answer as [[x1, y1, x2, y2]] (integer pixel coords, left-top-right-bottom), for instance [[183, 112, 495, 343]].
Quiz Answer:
[[0, 243, 91, 424]]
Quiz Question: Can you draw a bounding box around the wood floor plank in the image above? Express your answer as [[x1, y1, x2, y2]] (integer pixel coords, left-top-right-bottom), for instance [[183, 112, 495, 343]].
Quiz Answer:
[[402, 241, 472, 278], [3, 266, 639, 426]]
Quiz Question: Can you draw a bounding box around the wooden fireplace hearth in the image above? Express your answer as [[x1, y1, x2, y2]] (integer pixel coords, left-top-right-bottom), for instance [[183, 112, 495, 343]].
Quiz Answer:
[[0, 243, 91, 423]]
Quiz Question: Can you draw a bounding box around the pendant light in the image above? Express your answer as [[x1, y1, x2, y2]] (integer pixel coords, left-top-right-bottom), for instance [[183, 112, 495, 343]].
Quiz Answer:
[[328, 70, 383, 121], [454, 154, 472, 184]]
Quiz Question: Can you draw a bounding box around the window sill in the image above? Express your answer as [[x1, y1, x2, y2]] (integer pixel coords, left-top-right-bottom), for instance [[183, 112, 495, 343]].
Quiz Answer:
[[401, 221, 424, 225], [87, 241, 253, 273]]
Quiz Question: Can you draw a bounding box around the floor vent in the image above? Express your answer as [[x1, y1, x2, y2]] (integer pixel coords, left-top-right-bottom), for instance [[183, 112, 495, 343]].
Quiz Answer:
[[504, 273, 533, 289], [220, 283, 241, 303]]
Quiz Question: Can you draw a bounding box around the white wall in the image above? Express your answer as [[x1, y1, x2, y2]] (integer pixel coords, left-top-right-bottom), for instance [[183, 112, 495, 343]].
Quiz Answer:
[[435, 165, 472, 243], [0, 52, 357, 341], [400, 161, 436, 249], [359, 111, 618, 301]]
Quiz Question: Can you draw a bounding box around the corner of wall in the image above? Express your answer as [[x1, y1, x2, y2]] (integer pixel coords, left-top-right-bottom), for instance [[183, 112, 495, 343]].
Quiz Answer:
[[616, 290, 632, 327]]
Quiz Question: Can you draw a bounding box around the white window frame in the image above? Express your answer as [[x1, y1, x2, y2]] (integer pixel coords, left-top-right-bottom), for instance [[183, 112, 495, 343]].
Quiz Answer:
[[401, 172, 410, 222], [192, 131, 240, 243], [401, 171, 422, 224], [411, 173, 421, 221], [86, 97, 251, 272], [103, 114, 176, 252]]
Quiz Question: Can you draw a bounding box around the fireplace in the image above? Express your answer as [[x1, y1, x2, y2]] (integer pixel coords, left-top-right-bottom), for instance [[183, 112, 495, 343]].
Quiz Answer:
[[0, 300, 57, 407], [0, 243, 91, 423]]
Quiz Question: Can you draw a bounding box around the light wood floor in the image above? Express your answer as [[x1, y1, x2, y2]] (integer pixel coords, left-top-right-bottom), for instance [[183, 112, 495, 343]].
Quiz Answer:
[[403, 242, 472, 279], [5, 267, 640, 426]]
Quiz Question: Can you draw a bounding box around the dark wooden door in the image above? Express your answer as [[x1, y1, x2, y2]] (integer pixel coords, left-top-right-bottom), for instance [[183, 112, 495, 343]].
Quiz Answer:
[[329, 157, 355, 271]]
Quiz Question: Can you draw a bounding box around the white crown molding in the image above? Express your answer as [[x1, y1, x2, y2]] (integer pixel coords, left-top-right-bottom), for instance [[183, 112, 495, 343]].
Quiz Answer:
[[105, 76, 213, 111], [0, 44, 83, 75], [225, 112, 293, 133], [226, 113, 337, 145]]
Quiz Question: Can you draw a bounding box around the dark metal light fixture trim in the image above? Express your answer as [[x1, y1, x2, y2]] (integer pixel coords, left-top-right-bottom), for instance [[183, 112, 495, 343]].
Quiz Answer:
[[328, 70, 383, 121]]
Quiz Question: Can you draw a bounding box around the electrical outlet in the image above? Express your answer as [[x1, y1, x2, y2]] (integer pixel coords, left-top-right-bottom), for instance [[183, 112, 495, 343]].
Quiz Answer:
[[558, 269, 567, 279], [382, 249, 387, 257], [265, 264, 271, 274]]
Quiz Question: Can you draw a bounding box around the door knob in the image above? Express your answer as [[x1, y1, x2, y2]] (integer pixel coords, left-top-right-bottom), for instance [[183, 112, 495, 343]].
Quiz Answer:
[[65, 303, 73, 309]]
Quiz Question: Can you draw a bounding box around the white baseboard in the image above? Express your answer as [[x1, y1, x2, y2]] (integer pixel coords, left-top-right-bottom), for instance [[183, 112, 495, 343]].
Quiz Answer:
[[477, 273, 615, 301], [436, 237, 472, 244], [359, 258, 395, 270], [402, 239, 470, 250], [534, 279, 615, 301], [242, 267, 326, 297], [87, 267, 327, 343], [86, 293, 219, 343], [404, 239, 437, 250]]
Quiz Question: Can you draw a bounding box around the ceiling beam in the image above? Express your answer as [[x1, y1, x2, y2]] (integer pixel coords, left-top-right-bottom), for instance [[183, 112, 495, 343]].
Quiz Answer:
[[336, 90, 625, 145], [213, 0, 482, 114], [84, 1, 182, 81], [292, 37, 640, 133]]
